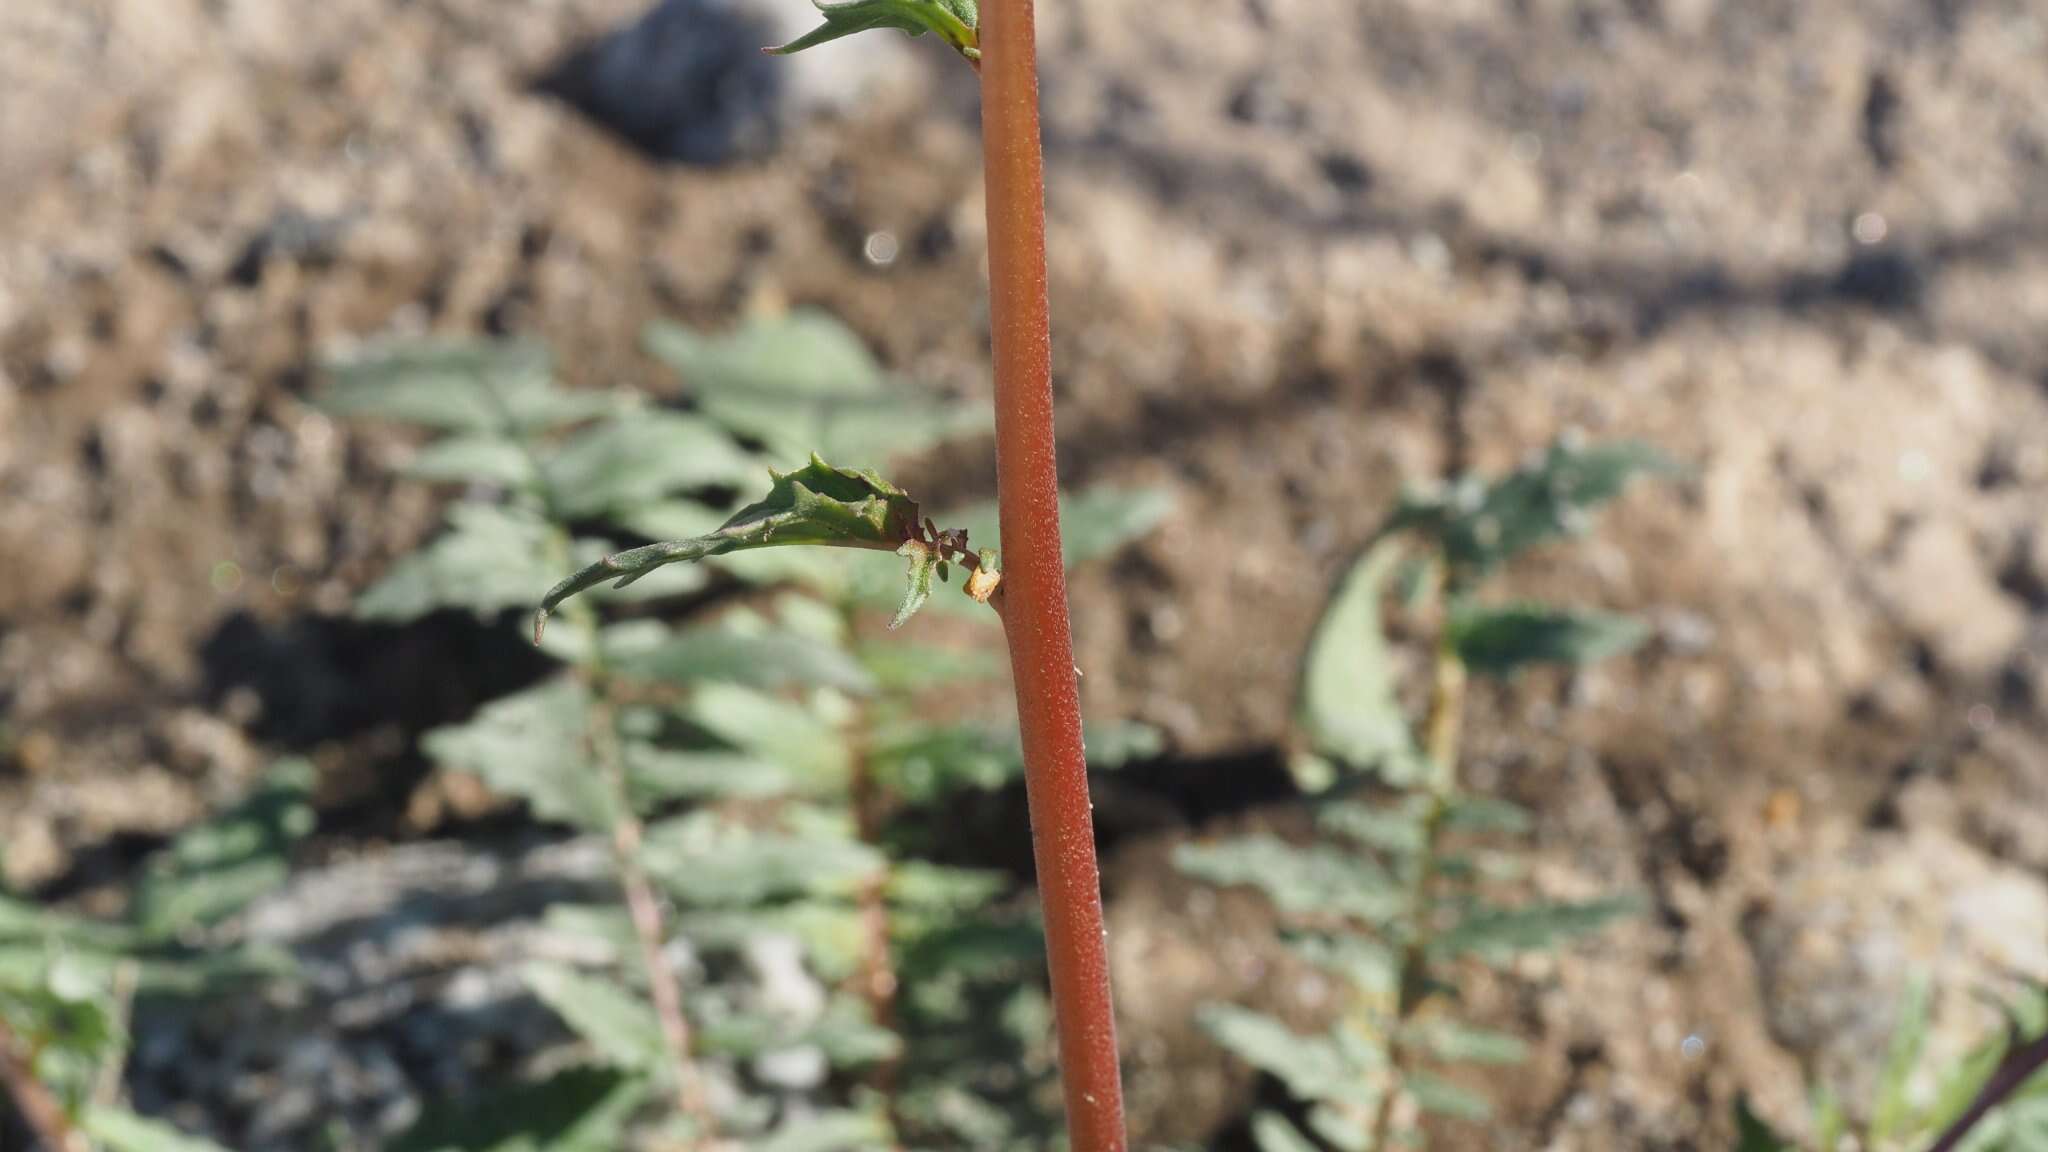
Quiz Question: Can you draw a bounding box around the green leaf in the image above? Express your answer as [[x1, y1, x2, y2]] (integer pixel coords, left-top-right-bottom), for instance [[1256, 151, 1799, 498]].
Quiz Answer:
[[642, 810, 883, 907], [320, 339, 619, 433], [1429, 896, 1641, 961], [1386, 439, 1676, 578], [646, 311, 884, 398], [755, 1111, 892, 1152], [389, 1068, 649, 1152], [1442, 795, 1534, 835], [83, 1109, 237, 1152], [1317, 798, 1428, 857], [1405, 1071, 1492, 1120], [1200, 1006, 1376, 1104], [944, 486, 1174, 572], [1446, 603, 1648, 676], [1404, 1019, 1528, 1065], [625, 745, 791, 804], [766, 0, 979, 60], [610, 624, 874, 694], [647, 311, 990, 471], [546, 412, 760, 519], [1285, 934, 1398, 996], [523, 963, 667, 1072], [886, 863, 1008, 912], [681, 682, 851, 790], [1872, 974, 1932, 1144], [1306, 1105, 1375, 1152], [671, 904, 865, 982], [695, 993, 900, 1066], [1734, 1096, 1797, 1152], [404, 435, 541, 487], [133, 760, 316, 939], [1176, 835, 1405, 924], [1297, 538, 1425, 783], [421, 677, 612, 830], [1249, 1112, 1322, 1152], [537, 455, 921, 634], [357, 503, 557, 622]]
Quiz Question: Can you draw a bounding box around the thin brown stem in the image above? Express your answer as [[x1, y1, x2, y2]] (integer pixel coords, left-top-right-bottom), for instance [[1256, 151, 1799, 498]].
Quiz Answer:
[[1923, 1031, 2048, 1152], [978, 0, 1126, 1146], [0, 1016, 80, 1152]]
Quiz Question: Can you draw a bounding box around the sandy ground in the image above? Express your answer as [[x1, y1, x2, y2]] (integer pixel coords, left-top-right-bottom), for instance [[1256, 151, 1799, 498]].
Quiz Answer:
[[3, 0, 2047, 1147]]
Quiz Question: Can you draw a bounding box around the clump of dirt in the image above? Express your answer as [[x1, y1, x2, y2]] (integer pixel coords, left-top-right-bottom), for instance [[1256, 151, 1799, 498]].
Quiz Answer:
[[4, 0, 2046, 1146]]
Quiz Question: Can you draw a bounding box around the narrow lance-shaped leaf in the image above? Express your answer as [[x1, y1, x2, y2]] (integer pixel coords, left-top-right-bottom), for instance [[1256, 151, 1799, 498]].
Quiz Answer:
[[536, 455, 923, 637], [1446, 602, 1649, 677], [892, 539, 940, 629], [1297, 537, 1426, 784], [767, 0, 980, 62]]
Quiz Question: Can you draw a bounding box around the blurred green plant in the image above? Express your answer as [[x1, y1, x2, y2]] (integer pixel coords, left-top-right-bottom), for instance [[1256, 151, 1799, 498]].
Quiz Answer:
[[1737, 980, 2048, 1152], [1175, 439, 1675, 1151], [318, 308, 1168, 1151], [0, 761, 310, 1152]]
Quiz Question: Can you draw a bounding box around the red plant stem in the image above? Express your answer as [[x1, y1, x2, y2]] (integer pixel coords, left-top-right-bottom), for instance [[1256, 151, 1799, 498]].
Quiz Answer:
[[977, 3, 1127, 1150]]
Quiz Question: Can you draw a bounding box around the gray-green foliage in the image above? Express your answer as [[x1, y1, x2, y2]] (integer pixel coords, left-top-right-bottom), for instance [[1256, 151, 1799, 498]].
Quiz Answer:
[[0, 762, 309, 1149], [1737, 981, 2048, 1152], [319, 311, 1168, 1150], [1180, 437, 1670, 1148]]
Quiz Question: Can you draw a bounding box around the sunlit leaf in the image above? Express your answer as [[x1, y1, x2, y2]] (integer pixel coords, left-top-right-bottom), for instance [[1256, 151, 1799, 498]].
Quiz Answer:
[[1446, 603, 1648, 676], [319, 340, 619, 433], [404, 435, 540, 488], [538, 456, 922, 633], [680, 682, 851, 790], [625, 745, 790, 804], [642, 810, 883, 907], [763, 0, 979, 61], [646, 312, 884, 399], [421, 677, 612, 830], [1317, 798, 1428, 857], [546, 412, 759, 519], [357, 503, 557, 622], [524, 963, 666, 1073], [1403, 1019, 1528, 1065], [610, 624, 873, 694], [1176, 836, 1405, 924], [1249, 1111, 1321, 1152], [1297, 538, 1425, 784], [1406, 1071, 1491, 1120], [1200, 1006, 1376, 1105]]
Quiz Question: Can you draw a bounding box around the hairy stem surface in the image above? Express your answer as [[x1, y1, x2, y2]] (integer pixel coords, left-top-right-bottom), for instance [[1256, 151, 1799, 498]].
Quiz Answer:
[[977, 2, 1126, 1147]]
